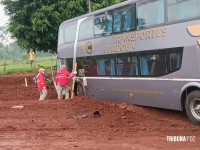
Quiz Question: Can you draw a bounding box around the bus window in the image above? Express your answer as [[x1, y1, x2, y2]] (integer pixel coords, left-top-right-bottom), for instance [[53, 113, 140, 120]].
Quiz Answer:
[[114, 10, 122, 33], [131, 56, 139, 76], [140, 56, 149, 75], [107, 13, 113, 35], [97, 58, 115, 76], [66, 58, 73, 72], [116, 58, 123, 75], [58, 27, 64, 46], [77, 57, 86, 76], [113, 4, 137, 33], [57, 58, 68, 70], [94, 15, 106, 36], [167, 0, 200, 22], [122, 10, 131, 31], [98, 59, 106, 75], [64, 22, 77, 43], [169, 50, 182, 72], [105, 59, 115, 75], [153, 54, 167, 75], [138, 0, 164, 28], [85, 59, 98, 76], [116, 56, 138, 76], [139, 52, 167, 76], [122, 6, 136, 32], [105, 60, 111, 75], [94, 13, 113, 36], [57, 58, 62, 71], [79, 19, 94, 40], [110, 59, 115, 75]]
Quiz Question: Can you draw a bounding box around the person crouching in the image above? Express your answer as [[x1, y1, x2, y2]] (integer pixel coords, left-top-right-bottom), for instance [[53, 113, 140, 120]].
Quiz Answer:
[[55, 65, 76, 100], [37, 68, 47, 101]]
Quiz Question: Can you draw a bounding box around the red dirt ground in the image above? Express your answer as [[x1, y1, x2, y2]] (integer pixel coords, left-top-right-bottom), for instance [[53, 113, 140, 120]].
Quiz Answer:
[[0, 73, 200, 150]]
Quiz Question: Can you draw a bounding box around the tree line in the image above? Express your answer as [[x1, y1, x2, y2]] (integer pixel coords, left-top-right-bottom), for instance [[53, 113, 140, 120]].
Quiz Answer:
[[1, 0, 124, 53]]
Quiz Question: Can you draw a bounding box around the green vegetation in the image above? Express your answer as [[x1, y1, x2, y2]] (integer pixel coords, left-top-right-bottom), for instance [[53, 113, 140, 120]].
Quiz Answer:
[[0, 56, 57, 75], [0, 40, 57, 75]]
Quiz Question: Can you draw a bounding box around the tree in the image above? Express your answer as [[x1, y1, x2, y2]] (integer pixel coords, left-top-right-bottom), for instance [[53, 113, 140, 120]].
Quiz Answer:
[[0, 25, 12, 45], [1, 0, 124, 53], [91, 0, 123, 11]]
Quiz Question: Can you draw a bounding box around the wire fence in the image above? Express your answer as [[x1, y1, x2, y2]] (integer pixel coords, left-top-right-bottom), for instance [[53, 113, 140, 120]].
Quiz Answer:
[[0, 57, 57, 75]]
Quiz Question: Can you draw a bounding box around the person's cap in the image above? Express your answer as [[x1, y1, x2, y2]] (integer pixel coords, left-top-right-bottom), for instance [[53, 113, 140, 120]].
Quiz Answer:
[[39, 68, 45, 72]]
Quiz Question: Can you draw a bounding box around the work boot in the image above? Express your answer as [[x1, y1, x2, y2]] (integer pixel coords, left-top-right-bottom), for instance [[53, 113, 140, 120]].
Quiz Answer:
[[65, 93, 69, 100], [58, 95, 62, 100]]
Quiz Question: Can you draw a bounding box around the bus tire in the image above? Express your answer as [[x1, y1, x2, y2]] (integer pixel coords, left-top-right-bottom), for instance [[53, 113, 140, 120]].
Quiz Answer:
[[185, 90, 200, 124]]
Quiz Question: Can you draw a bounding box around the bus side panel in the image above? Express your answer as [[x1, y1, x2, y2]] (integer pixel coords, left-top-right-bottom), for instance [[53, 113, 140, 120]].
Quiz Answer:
[[196, 47, 200, 77], [84, 78, 187, 110]]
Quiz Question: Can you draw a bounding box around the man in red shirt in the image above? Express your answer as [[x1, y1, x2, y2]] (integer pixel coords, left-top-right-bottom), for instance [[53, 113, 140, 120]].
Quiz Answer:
[[55, 65, 76, 100], [37, 68, 47, 100]]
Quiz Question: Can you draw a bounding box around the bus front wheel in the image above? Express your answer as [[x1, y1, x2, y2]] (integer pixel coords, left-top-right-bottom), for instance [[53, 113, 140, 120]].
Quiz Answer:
[[185, 90, 200, 124]]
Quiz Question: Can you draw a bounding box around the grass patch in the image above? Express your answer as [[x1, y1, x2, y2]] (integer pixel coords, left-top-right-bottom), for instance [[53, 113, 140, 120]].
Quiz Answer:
[[0, 57, 57, 75]]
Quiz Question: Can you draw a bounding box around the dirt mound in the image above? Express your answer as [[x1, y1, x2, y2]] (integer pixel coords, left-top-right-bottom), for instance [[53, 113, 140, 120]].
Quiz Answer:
[[0, 73, 199, 149]]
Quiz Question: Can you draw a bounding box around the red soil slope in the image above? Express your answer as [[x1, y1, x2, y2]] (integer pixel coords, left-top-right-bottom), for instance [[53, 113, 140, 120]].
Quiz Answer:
[[0, 73, 199, 149]]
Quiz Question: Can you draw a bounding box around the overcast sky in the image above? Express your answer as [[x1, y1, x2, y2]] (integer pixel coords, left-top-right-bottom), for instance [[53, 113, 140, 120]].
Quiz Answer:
[[0, 3, 9, 26]]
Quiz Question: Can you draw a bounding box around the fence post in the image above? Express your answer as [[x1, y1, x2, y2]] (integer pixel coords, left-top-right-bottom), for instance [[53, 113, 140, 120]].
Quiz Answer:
[[50, 56, 54, 79], [3, 60, 6, 72], [34, 53, 36, 70]]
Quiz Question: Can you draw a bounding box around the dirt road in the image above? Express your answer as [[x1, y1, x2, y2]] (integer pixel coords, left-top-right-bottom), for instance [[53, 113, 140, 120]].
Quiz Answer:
[[0, 74, 199, 150]]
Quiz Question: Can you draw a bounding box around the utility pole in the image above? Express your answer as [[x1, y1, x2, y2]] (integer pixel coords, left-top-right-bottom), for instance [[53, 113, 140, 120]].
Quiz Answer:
[[88, 0, 91, 13]]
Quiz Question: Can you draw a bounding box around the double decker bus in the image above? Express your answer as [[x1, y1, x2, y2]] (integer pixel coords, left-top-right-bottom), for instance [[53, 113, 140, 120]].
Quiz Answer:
[[57, 0, 200, 124]]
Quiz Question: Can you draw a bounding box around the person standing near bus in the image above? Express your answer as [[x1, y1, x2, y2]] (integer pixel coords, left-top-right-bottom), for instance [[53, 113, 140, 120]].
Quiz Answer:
[[55, 65, 76, 100], [37, 68, 47, 101], [29, 48, 35, 69]]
